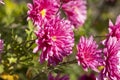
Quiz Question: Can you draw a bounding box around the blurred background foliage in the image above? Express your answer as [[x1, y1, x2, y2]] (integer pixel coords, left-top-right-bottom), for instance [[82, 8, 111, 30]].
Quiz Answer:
[[0, 0, 120, 80]]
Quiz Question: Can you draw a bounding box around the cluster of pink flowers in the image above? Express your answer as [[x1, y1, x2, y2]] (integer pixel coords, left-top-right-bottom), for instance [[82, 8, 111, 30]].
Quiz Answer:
[[76, 15, 120, 80], [27, 0, 120, 79], [98, 15, 120, 80], [28, 0, 87, 28], [28, 0, 87, 66]]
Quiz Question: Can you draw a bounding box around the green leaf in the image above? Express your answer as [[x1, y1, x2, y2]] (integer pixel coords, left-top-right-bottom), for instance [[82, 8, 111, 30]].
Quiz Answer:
[[0, 64, 4, 73], [26, 20, 36, 40]]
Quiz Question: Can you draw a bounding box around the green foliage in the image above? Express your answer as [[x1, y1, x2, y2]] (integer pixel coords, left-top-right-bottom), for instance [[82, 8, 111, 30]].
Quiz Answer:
[[26, 20, 36, 41], [0, 65, 4, 74]]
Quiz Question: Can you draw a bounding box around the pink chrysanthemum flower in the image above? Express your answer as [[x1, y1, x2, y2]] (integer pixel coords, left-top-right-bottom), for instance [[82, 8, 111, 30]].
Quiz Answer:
[[62, 0, 87, 28], [108, 15, 120, 39], [48, 73, 69, 80], [27, 0, 59, 26], [76, 36, 103, 72], [33, 18, 74, 66], [102, 37, 120, 80], [0, 39, 3, 53]]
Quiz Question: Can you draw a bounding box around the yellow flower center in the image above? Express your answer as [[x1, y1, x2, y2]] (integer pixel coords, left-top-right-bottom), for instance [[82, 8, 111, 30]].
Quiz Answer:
[[40, 9, 46, 18], [98, 66, 104, 71], [51, 36, 56, 41]]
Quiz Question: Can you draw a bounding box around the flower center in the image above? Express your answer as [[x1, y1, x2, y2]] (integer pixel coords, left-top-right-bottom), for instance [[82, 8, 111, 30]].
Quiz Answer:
[[51, 36, 56, 41], [98, 66, 104, 71], [40, 9, 46, 18]]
